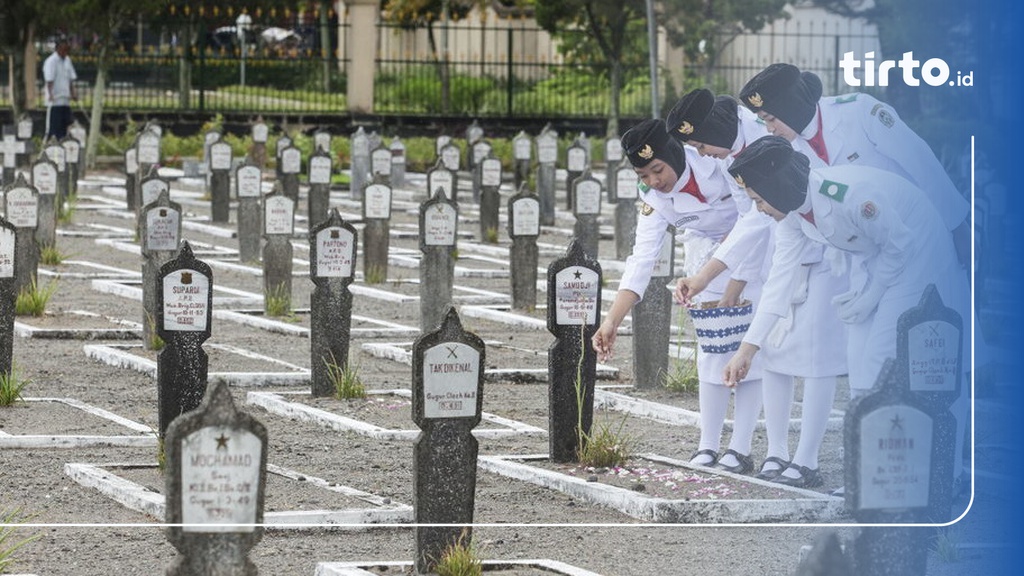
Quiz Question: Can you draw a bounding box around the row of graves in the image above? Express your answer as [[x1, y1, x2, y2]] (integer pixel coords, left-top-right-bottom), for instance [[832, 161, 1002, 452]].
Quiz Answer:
[[0, 117, 985, 575]]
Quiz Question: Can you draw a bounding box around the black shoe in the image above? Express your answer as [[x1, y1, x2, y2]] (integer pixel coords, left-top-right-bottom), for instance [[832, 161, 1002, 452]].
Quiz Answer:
[[715, 449, 754, 474], [755, 456, 790, 480], [772, 464, 823, 488], [689, 449, 719, 467]]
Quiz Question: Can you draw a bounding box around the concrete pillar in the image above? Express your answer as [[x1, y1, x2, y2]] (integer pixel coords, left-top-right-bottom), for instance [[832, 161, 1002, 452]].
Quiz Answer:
[[346, 0, 378, 113]]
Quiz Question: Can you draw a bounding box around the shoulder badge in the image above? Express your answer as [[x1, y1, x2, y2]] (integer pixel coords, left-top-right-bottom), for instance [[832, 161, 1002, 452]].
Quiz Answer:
[[747, 92, 763, 108], [640, 202, 654, 216], [870, 103, 884, 116], [860, 200, 878, 220], [878, 109, 895, 128], [818, 180, 848, 203], [835, 94, 858, 104]]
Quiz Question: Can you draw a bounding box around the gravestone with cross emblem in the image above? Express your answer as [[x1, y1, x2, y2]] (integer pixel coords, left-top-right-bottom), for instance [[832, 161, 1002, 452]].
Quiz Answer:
[[156, 242, 214, 437], [30, 155, 59, 250], [564, 138, 589, 210], [0, 217, 17, 377], [507, 184, 540, 311], [613, 164, 640, 259], [235, 162, 263, 263], [411, 307, 485, 575], [141, 189, 183, 350], [262, 186, 295, 314], [3, 173, 40, 294], [1, 133, 26, 186], [164, 380, 267, 576], [478, 154, 502, 243], [535, 127, 558, 226], [572, 170, 602, 258], [309, 209, 358, 397], [546, 240, 602, 462], [419, 189, 459, 332], [349, 127, 370, 201], [307, 148, 333, 227], [208, 137, 233, 223], [631, 229, 675, 389], [362, 176, 392, 284], [512, 131, 532, 191], [389, 136, 406, 188]]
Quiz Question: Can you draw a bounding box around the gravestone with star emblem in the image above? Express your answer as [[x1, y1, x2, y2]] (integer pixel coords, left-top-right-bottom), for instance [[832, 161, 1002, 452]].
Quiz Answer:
[[419, 189, 459, 332], [309, 209, 358, 397], [156, 242, 214, 437], [478, 154, 502, 243], [631, 229, 675, 389], [507, 184, 540, 310], [141, 189, 183, 350], [564, 138, 588, 210], [546, 239, 602, 462], [362, 176, 392, 284], [535, 126, 557, 226], [411, 307, 485, 575], [613, 164, 640, 259], [164, 380, 267, 576], [571, 169, 602, 258]]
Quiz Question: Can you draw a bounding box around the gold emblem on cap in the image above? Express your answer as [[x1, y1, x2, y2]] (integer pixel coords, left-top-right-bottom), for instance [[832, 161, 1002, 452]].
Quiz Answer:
[[638, 144, 654, 159], [733, 174, 746, 188], [678, 121, 694, 135], [748, 92, 764, 107]]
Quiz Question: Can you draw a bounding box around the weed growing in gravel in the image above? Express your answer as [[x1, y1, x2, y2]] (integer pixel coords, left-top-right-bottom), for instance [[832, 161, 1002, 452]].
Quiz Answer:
[[578, 417, 634, 468], [483, 226, 498, 243], [326, 357, 366, 400], [365, 263, 387, 284], [40, 245, 67, 266], [144, 312, 165, 351], [435, 530, 482, 576], [664, 306, 699, 394], [0, 508, 41, 573], [932, 526, 963, 563], [0, 367, 29, 406], [58, 198, 77, 224], [264, 284, 292, 317], [15, 279, 58, 317]]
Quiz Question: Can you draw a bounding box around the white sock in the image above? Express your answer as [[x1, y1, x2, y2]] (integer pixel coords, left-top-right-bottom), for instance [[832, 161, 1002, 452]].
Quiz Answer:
[[727, 378, 763, 457], [762, 371, 795, 464], [790, 376, 838, 470], [694, 380, 731, 463]]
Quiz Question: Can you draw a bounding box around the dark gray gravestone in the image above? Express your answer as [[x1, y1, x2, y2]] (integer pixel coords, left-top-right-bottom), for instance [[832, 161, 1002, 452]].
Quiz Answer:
[[278, 145, 302, 204], [631, 229, 674, 389], [68, 122, 88, 176], [0, 217, 17, 377], [313, 129, 331, 154], [419, 189, 458, 332], [156, 242, 213, 437], [477, 155, 502, 243], [124, 147, 139, 212], [307, 148, 333, 227], [201, 129, 220, 179], [164, 380, 267, 576], [571, 170, 602, 259], [370, 145, 392, 188], [273, 134, 292, 184], [60, 136, 80, 198], [1, 134, 25, 186], [30, 156, 59, 250], [794, 532, 852, 576], [389, 137, 406, 188], [3, 174, 39, 295], [250, 118, 269, 170], [546, 240, 602, 462], [469, 140, 492, 203], [235, 163, 263, 263], [349, 127, 370, 200], [564, 139, 588, 210], [138, 172, 170, 240], [17, 115, 35, 168], [426, 159, 456, 203], [535, 129, 557, 226], [309, 209, 358, 397], [208, 139, 233, 223], [604, 137, 623, 202], [262, 188, 295, 314], [362, 178, 392, 284], [512, 131, 532, 191], [141, 190, 182, 350], [42, 140, 67, 208], [613, 164, 640, 260], [412, 307, 485, 575], [137, 129, 161, 210], [439, 142, 462, 203], [507, 185, 540, 311]]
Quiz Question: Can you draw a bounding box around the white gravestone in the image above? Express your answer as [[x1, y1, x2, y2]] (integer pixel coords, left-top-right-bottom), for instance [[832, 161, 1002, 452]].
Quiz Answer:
[[537, 136, 558, 164], [575, 180, 601, 215], [309, 156, 332, 185], [567, 147, 587, 172], [163, 270, 210, 331], [138, 131, 161, 165], [280, 148, 301, 174], [423, 343, 480, 419], [424, 203, 457, 246], [554, 266, 600, 325], [0, 228, 14, 278], [616, 167, 639, 199], [371, 148, 391, 176], [45, 145, 66, 172], [606, 138, 623, 163], [32, 163, 58, 196], [315, 227, 356, 278], [252, 123, 268, 143], [209, 142, 233, 171], [514, 136, 532, 161], [181, 426, 261, 532], [142, 178, 170, 208], [428, 169, 454, 200], [364, 184, 392, 219], [146, 207, 181, 252], [481, 158, 501, 187], [263, 196, 294, 235], [511, 198, 540, 236], [908, 321, 960, 393], [440, 145, 460, 172], [236, 166, 262, 198], [5, 187, 38, 228], [858, 405, 932, 510]]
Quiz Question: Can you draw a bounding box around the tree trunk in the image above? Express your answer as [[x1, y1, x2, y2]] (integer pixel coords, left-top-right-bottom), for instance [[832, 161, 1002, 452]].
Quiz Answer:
[[86, 42, 110, 170], [320, 0, 331, 93], [178, 21, 193, 109], [607, 60, 622, 138]]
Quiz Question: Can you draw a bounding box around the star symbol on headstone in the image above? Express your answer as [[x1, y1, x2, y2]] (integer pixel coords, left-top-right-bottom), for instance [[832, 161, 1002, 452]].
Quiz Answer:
[[573, 270, 582, 280], [890, 414, 904, 433], [216, 434, 230, 450], [446, 345, 459, 359]]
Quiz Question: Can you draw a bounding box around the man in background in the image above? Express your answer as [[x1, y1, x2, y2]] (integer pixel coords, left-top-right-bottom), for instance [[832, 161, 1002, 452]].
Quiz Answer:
[[43, 35, 77, 140]]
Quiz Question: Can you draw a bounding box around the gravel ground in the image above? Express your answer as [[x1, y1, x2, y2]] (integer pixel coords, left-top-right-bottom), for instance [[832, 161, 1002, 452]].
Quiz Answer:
[[0, 167, 1012, 575]]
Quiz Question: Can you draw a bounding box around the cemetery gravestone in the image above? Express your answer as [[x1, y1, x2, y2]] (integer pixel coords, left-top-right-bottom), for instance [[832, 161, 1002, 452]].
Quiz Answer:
[[507, 185, 541, 310], [564, 140, 588, 210], [201, 129, 219, 178], [572, 170, 602, 258], [419, 189, 459, 332], [535, 129, 558, 226], [137, 129, 162, 208], [262, 188, 295, 314], [470, 140, 492, 203], [0, 217, 16, 377], [69, 121, 88, 173], [389, 136, 406, 188], [16, 115, 34, 168], [546, 240, 602, 462], [156, 242, 214, 437], [164, 380, 267, 576], [478, 155, 502, 242], [313, 129, 331, 154], [512, 131, 532, 191], [307, 148, 333, 227], [124, 147, 139, 212], [435, 135, 452, 158], [412, 308, 485, 575], [439, 142, 462, 203], [30, 156, 59, 250], [614, 165, 640, 259], [278, 145, 302, 204], [60, 136, 80, 198], [1, 134, 25, 186], [42, 140, 67, 207], [362, 178, 392, 284], [631, 230, 674, 389], [308, 209, 358, 397], [426, 159, 456, 203], [250, 118, 269, 170], [370, 145, 392, 187], [141, 190, 183, 349], [350, 127, 370, 200], [464, 120, 484, 168], [235, 163, 263, 263], [208, 138, 234, 223], [3, 174, 40, 294], [605, 137, 623, 203], [274, 134, 292, 183], [138, 173, 170, 239]]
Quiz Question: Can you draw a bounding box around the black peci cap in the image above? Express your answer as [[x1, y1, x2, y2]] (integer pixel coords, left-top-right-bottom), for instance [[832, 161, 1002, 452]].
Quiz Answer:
[[621, 118, 686, 177], [728, 135, 810, 213], [666, 89, 715, 142], [739, 63, 822, 133]]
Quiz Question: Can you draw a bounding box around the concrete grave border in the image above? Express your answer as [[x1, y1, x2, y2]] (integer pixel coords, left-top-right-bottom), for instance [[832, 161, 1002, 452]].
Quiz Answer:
[[315, 559, 603, 576], [0, 397, 157, 448]]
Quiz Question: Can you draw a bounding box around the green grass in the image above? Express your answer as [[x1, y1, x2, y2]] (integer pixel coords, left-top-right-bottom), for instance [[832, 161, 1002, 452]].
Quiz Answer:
[[931, 526, 963, 563], [578, 416, 633, 468], [40, 245, 67, 266], [0, 368, 29, 406], [325, 358, 366, 400], [664, 306, 699, 394], [483, 227, 499, 244], [264, 284, 292, 317], [15, 279, 58, 317], [58, 197, 77, 224], [364, 264, 387, 285], [434, 530, 483, 576], [0, 508, 41, 573]]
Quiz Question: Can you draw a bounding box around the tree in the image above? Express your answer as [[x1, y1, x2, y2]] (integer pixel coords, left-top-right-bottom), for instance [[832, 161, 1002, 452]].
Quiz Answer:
[[1, 0, 49, 117]]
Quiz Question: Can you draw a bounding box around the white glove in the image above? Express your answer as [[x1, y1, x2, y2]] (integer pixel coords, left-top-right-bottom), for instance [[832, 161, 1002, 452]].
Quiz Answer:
[[834, 282, 885, 324]]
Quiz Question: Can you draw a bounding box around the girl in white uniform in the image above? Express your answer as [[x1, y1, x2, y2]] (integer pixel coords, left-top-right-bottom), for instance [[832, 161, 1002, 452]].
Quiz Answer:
[[667, 89, 848, 486], [591, 118, 765, 473]]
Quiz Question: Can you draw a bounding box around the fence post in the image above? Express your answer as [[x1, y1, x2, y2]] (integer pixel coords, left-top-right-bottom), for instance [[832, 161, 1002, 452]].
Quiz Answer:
[[507, 27, 514, 117], [198, 20, 207, 113]]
